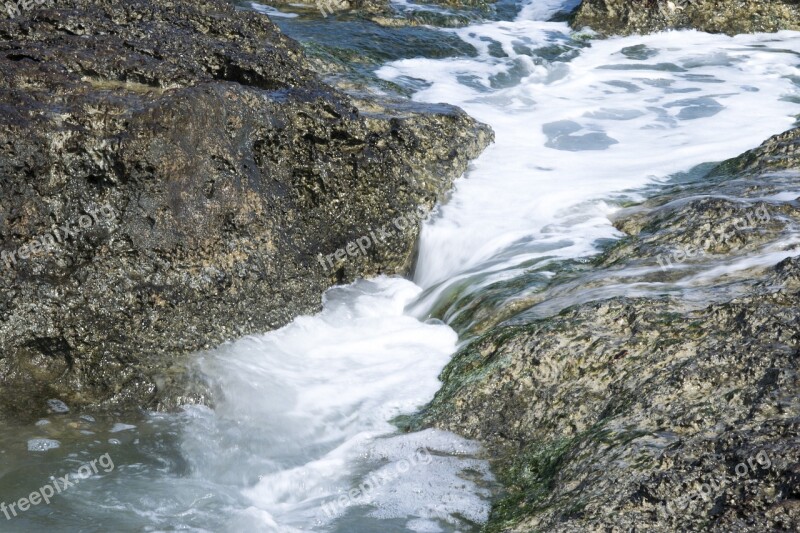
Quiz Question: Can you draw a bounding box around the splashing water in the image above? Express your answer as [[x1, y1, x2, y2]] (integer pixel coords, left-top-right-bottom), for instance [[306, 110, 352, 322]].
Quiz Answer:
[[2, 1, 799, 532]]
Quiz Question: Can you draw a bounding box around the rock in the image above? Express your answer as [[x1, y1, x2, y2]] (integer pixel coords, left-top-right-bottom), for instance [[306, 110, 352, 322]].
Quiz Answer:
[[570, 0, 800, 36], [370, 10, 479, 29], [0, 0, 493, 420], [709, 127, 800, 178], [416, 129, 800, 531]]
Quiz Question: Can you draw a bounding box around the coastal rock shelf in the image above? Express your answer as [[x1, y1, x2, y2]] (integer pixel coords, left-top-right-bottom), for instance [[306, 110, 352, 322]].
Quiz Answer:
[[0, 0, 492, 419], [421, 129, 800, 532], [571, 0, 800, 36]]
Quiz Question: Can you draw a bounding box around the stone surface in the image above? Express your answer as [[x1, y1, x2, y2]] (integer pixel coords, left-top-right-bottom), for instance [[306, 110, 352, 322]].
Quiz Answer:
[[417, 128, 800, 531], [571, 0, 800, 36], [710, 126, 800, 178], [0, 0, 492, 420]]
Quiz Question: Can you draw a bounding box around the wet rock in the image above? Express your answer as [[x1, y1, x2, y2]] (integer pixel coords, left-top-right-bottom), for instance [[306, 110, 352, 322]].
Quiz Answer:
[[0, 0, 493, 420], [602, 196, 800, 271], [571, 0, 800, 36], [418, 129, 800, 531], [424, 284, 800, 532], [602, 128, 800, 273], [710, 126, 800, 178], [370, 10, 480, 29]]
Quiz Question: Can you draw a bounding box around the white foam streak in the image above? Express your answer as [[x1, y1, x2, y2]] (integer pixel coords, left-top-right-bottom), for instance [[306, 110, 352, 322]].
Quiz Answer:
[[378, 28, 800, 288], [184, 278, 492, 531], [183, 11, 800, 533], [517, 0, 582, 21]]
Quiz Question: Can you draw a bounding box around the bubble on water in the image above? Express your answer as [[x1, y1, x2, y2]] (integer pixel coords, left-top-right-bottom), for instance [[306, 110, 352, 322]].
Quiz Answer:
[[28, 438, 61, 452], [110, 423, 137, 433], [47, 399, 70, 414]]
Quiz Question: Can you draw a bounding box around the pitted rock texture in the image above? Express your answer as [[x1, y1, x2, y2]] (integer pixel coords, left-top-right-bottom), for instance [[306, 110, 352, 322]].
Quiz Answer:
[[0, 0, 492, 419], [571, 0, 800, 36], [417, 128, 800, 532], [709, 126, 800, 178]]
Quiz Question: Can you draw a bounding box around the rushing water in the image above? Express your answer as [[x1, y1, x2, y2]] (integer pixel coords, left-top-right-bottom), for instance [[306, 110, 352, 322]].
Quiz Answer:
[[2, 1, 799, 532]]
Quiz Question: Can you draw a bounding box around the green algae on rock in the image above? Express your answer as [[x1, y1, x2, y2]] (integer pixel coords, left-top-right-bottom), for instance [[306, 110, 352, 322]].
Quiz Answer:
[[709, 126, 800, 178], [419, 128, 800, 532]]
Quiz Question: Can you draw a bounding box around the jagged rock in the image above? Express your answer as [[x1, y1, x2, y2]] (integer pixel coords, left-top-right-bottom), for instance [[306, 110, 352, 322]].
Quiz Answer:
[[417, 128, 800, 531], [710, 127, 800, 178], [571, 0, 800, 36], [0, 0, 492, 420]]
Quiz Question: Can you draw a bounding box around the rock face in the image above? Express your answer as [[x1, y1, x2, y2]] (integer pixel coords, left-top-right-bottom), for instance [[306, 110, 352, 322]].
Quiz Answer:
[[571, 0, 800, 36], [710, 127, 800, 178], [418, 128, 800, 532], [0, 0, 492, 419]]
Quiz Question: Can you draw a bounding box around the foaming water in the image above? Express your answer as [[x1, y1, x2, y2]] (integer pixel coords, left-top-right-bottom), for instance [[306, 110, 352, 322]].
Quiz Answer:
[[517, 0, 581, 20], [375, 23, 799, 334], [2, 2, 800, 532], [379, 27, 800, 292], [185, 278, 491, 532], [183, 19, 800, 528]]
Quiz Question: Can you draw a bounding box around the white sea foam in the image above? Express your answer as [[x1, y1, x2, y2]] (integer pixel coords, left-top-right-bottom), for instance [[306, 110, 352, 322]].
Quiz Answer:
[[12, 3, 796, 532], [248, 1, 299, 18], [177, 278, 492, 531], [27, 438, 61, 452], [517, 0, 582, 20], [378, 27, 800, 291], [186, 9, 800, 533]]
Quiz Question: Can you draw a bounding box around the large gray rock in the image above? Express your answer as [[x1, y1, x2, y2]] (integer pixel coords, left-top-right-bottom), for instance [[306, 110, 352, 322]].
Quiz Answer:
[[0, 0, 492, 419], [571, 0, 800, 36], [417, 129, 800, 531]]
